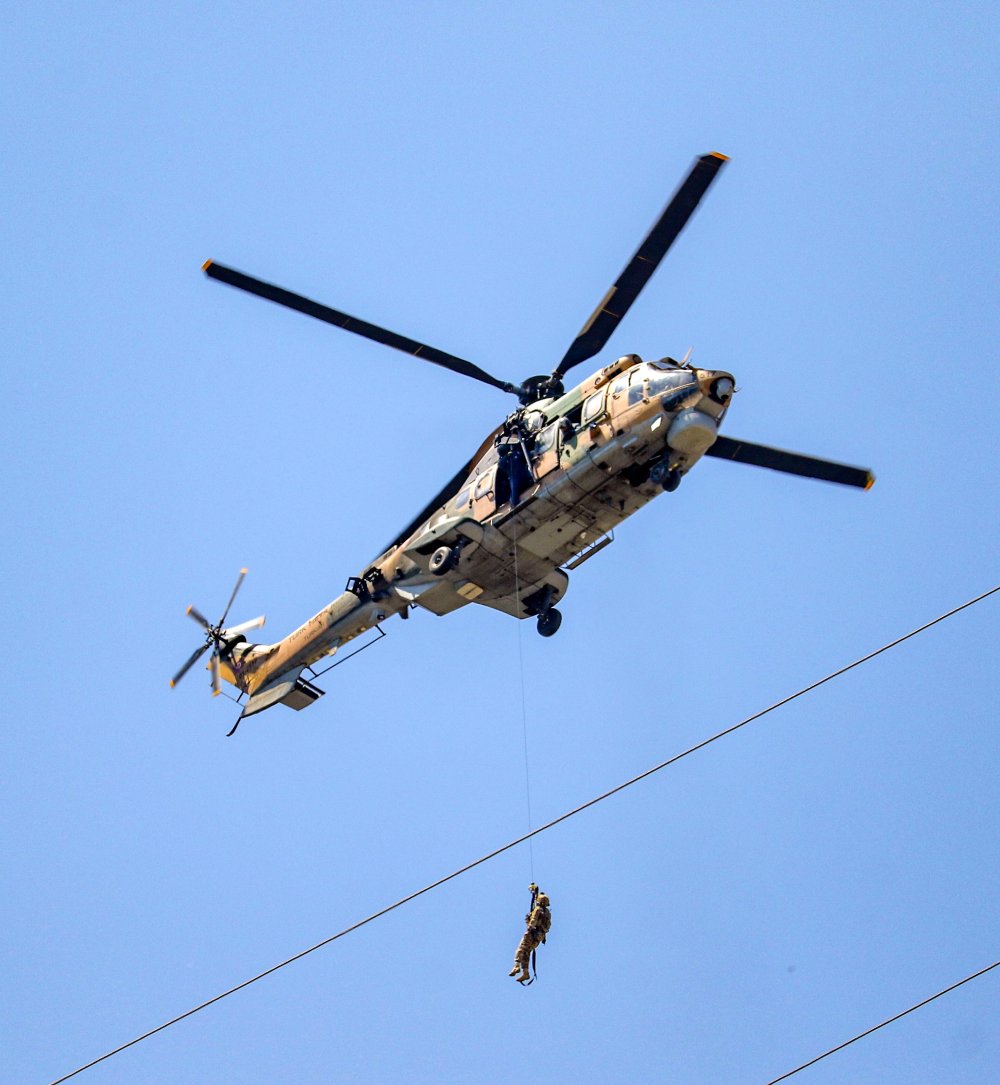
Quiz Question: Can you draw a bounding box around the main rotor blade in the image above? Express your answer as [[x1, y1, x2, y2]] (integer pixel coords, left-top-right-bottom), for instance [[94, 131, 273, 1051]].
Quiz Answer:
[[203, 261, 515, 395], [705, 435, 875, 489], [171, 643, 209, 688], [218, 567, 248, 629], [554, 152, 729, 378], [379, 422, 506, 556], [380, 459, 477, 557]]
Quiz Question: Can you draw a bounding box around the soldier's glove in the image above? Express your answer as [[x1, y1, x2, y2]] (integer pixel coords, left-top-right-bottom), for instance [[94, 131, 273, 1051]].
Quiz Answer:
[[524, 914, 531, 924]]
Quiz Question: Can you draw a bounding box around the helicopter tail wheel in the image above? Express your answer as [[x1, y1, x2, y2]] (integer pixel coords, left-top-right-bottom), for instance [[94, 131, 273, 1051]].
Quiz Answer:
[[429, 545, 458, 576], [536, 607, 562, 638], [662, 470, 682, 492]]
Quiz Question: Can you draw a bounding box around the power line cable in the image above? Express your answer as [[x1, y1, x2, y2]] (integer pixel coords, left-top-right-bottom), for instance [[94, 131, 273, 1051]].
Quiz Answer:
[[763, 958, 1000, 1083], [48, 583, 999, 1085]]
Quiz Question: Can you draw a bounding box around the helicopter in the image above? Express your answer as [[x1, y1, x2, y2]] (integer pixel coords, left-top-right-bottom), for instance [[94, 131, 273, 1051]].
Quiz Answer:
[[173, 152, 874, 731]]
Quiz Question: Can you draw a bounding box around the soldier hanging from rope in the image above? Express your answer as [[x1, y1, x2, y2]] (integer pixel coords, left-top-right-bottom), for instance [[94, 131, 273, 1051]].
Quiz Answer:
[[508, 883, 551, 984]]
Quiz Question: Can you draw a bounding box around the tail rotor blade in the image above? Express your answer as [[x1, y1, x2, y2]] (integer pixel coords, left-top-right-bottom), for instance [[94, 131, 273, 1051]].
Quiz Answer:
[[223, 614, 266, 637], [171, 643, 209, 688], [176, 571, 256, 700], [219, 568, 248, 628], [186, 605, 211, 630]]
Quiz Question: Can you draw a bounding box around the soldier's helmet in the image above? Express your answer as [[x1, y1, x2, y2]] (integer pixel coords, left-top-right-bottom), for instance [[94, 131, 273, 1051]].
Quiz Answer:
[[536, 893, 550, 907]]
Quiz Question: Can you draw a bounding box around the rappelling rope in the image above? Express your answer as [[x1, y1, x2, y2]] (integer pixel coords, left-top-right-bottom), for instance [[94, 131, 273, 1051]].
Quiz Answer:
[[510, 510, 535, 882]]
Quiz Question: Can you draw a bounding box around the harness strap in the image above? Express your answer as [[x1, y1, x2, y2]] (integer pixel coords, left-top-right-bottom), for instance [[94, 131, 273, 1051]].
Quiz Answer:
[[518, 884, 541, 985], [518, 948, 537, 986]]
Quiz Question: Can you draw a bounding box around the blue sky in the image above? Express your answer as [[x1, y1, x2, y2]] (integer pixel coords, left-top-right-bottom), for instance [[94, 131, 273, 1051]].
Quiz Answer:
[[3, 4, 998, 1083]]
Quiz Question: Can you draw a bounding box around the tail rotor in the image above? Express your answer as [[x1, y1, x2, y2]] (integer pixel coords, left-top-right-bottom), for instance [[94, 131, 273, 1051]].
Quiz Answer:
[[171, 569, 265, 695]]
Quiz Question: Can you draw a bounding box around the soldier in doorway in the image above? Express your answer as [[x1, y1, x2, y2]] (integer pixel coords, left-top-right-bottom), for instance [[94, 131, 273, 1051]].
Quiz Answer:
[[508, 884, 551, 984]]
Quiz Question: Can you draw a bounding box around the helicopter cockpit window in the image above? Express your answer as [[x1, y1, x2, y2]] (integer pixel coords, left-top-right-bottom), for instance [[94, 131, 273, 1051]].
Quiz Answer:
[[627, 369, 646, 406], [647, 368, 693, 399], [454, 487, 471, 509], [582, 389, 606, 426], [610, 375, 628, 398]]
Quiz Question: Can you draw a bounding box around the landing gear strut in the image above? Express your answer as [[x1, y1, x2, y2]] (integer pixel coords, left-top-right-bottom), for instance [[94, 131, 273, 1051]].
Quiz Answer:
[[650, 460, 682, 492], [536, 608, 562, 637]]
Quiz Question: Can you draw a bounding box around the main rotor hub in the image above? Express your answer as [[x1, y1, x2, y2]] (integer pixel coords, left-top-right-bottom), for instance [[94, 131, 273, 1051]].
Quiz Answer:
[[517, 374, 564, 406]]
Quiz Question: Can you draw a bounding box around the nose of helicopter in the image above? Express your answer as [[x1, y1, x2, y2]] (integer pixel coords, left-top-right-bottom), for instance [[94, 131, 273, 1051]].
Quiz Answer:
[[697, 368, 735, 408]]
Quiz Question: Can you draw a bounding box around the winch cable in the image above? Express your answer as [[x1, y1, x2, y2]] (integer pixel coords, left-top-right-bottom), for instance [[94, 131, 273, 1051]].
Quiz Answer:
[[510, 511, 535, 882], [47, 582, 999, 1085]]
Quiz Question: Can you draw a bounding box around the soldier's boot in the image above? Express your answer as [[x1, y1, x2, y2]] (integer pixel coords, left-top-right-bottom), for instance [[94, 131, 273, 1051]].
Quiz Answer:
[[517, 969, 531, 983], [508, 965, 520, 977]]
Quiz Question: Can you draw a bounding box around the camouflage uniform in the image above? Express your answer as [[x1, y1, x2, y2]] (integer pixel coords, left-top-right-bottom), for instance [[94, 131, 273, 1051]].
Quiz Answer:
[[509, 888, 551, 982]]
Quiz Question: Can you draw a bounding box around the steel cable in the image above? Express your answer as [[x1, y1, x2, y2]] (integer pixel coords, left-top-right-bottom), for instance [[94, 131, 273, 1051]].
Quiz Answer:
[[763, 959, 1000, 1083], [48, 583, 999, 1084]]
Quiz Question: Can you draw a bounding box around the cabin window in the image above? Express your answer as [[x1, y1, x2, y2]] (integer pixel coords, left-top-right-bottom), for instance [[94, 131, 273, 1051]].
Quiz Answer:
[[610, 375, 628, 398], [561, 403, 583, 431], [582, 389, 606, 426], [453, 487, 471, 509], [628, 374, 646, 406], [474, 469, 495, 500], [533, 421, 558, 455]]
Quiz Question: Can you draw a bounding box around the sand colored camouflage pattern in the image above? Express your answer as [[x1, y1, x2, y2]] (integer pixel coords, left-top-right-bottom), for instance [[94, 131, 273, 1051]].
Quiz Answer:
[[187, 153, 873, 721], [511, 893, 552, 979], [215, 355, 737, 714]]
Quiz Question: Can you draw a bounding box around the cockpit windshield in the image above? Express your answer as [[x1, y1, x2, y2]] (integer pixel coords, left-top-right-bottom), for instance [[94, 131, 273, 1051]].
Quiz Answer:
[[647, 368, 696, 400]]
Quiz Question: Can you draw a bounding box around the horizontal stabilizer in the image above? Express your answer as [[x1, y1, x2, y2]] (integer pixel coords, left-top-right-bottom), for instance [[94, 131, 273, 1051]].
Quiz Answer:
[[239, 667, 326, 719], [281, 676, 324, 711], [240, 668, 303, 718]]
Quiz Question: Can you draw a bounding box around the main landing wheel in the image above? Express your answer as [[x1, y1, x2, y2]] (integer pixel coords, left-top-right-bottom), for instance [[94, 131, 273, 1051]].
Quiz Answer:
[[429, 545, 457, 576], [650, 461, 682, 492], [536, 608, 562, 637]]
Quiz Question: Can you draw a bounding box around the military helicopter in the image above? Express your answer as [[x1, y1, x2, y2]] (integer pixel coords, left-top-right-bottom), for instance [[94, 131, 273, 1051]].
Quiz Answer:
[[173, 152, 873, 731]]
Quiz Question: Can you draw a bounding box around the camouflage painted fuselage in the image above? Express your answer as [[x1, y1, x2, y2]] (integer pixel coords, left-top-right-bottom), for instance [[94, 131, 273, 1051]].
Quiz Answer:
[[224, 354, 733, 715]]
